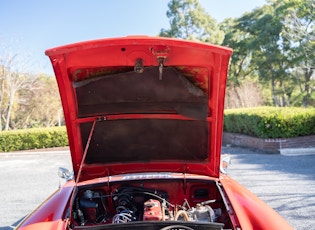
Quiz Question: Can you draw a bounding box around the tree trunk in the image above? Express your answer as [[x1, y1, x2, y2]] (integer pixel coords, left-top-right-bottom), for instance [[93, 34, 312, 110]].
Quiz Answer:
[[271, 77, 277, 106], [5, 90, 15, 130], [302, 68, 313, 107]]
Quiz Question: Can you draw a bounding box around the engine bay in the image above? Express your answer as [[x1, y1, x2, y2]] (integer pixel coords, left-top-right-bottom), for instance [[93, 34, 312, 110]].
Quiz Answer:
[[70, 176, 234, 229]]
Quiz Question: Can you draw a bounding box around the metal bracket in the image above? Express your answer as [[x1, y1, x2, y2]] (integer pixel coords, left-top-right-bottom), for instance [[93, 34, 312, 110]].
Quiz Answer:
[[158, 57, 165, 80]]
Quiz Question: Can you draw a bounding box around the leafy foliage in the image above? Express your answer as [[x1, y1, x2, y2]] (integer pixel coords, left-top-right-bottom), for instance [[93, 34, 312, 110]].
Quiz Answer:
[[159, 0, 224, 44], [222, 0, 314, 107], [0, 69, 63, 130], [224, 107, 315, 138], [160, 0, 314, 108], [13, 74, 64, 128], [0, 127, 68, 152]]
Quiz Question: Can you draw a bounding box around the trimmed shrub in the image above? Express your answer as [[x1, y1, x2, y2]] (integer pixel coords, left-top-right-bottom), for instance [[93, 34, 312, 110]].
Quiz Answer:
[[224, 107, 315, 138], [0, 127, 68, 152]]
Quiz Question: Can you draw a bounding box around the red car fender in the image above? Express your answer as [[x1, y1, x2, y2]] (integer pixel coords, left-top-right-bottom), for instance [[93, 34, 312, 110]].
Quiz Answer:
[[220, 175, 293, 230], [16, 181, 74, 230], [15, 220, 67, 230]]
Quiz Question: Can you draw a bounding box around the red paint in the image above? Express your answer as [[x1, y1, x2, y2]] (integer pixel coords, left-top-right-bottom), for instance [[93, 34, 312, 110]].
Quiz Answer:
[[16, 37, 292, 230]]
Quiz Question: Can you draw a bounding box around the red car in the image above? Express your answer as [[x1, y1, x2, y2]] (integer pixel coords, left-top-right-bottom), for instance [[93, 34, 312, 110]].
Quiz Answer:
[[17, 36, 292, 230]]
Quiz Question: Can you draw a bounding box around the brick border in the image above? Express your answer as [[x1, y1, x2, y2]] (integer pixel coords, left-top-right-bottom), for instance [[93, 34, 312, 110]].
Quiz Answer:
[[222, 132, 315, 154]]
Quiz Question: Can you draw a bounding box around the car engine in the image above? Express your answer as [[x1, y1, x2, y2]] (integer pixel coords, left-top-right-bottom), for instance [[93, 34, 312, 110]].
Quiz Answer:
[[71, 181, 231, 229]]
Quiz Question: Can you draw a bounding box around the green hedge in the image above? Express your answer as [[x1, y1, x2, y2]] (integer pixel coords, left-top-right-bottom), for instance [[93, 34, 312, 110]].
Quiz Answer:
[[2, 108, 315, 151], [224, 107, 315, 138], [0, 126, 68, 152]]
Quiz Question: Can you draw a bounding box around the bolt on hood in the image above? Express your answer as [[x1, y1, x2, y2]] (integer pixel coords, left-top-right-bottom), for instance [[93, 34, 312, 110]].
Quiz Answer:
[[45, 36, 232, 182]]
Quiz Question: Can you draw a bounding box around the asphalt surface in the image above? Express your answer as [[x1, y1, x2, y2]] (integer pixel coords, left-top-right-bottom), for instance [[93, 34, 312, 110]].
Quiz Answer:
[[0, 147, 314, 229], [223, 147, 315, 230], [0, 149, 72, 229]]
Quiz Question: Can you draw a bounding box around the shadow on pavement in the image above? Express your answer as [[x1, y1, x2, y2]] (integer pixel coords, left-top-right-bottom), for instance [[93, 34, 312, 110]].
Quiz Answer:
[[222, 146, 315, 230], [222, 146, 315, 180]]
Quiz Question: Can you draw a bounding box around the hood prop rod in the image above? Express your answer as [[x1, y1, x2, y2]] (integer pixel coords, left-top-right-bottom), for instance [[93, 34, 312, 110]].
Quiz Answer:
[[68, 120, 97, 227]]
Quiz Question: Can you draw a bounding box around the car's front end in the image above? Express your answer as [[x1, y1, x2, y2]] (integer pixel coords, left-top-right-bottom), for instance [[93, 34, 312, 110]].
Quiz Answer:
[[16, 36, 292, 230]]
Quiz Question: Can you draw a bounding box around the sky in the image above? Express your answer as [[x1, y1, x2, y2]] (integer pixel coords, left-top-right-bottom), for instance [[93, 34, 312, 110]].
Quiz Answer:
[[1, 0, 266, 75]]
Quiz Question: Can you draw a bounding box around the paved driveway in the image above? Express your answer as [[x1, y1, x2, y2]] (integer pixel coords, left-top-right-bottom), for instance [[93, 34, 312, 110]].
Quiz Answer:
[[0, 149, 72, 229], [1, 147, 314, 229], [223, 146, 315, 230]]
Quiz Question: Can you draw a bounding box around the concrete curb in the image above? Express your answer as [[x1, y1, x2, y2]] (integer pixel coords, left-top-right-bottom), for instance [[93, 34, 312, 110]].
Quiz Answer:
[[0, 147, 70, 156], [280, 148, 315, 156]]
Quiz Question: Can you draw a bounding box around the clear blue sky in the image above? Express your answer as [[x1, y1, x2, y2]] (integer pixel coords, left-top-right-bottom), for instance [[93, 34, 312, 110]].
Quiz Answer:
[[1, 0, 266, 75]]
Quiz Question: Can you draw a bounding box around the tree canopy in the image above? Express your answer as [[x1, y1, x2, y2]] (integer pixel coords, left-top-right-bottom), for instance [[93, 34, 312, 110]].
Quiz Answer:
[[0, 0, 314, 130], [159, 0, 224, 44], [160, 0, 314, 108]]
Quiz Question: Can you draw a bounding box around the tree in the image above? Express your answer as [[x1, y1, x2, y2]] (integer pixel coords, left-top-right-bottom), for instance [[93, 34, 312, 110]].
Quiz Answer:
[[221, 17, 256, 86], [0, 38, 64, 130], [221, 18, 266, 108], [227, 3, 299, 107], [225, 81, 265, 108], [159, 0, 224, 44], [5, 70, 38, 130], [227, 0, 315, 107], [10, 74, 62, 128], [0, 40, 39, 130], [280, 0, 315, 106]]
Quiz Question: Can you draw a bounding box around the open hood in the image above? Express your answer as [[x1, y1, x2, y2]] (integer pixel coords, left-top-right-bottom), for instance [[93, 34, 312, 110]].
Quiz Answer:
[[45, 36, 232, 182]]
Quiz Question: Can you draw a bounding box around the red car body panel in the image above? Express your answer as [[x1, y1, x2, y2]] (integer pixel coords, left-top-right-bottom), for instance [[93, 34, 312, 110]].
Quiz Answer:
[[45, 36, 232, 182], [220, 175, 293, 229], [16, 37, 293, 230], [17, 182, 74, 229], [17, 174, 293, 230]]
